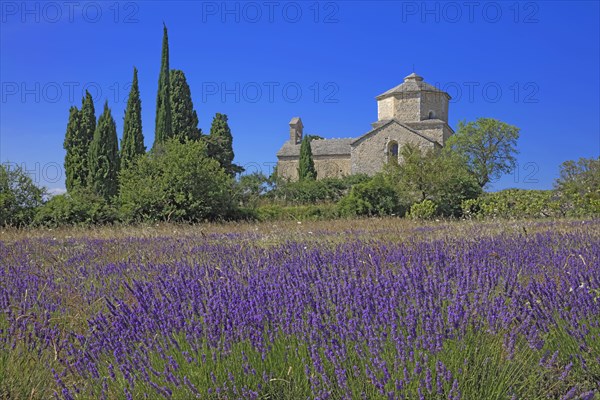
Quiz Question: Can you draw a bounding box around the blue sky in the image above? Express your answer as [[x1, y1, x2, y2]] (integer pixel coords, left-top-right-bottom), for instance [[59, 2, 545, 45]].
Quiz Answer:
[[1, 0, 599, 193]]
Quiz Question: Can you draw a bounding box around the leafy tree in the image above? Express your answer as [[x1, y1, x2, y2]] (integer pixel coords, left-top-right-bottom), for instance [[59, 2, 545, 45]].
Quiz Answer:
[[0, 163, 45, 226], [554, 157, 600, 216], [119, 138, 233, 222], [298, 135, 317, 181], [445, 118, 520, 188], [170, 69, 202, 142], [88, 101, 120, 200], [206, 113, 243, 177], [234, 172, 270, 208], [120, 67, 145, 170], [153, 23, 172, 148], [386, 145, 481, 217], [63, 106, 83, 191]]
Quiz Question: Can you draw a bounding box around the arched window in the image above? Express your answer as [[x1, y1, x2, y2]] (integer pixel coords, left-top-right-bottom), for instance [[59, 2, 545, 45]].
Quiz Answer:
[[428, 110, 435, 119], [387, 140, 399, 164]]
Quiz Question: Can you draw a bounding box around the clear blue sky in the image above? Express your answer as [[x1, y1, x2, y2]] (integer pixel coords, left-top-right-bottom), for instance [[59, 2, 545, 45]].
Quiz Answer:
[[1, 1, 599, 193]]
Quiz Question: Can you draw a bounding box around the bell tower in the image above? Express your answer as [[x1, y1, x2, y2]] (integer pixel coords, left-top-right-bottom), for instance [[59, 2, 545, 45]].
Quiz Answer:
[[289, 117, 303, 144]]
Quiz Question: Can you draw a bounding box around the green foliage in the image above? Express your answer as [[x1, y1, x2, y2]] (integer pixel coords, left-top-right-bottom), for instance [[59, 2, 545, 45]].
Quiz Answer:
[[338, 174, 403, 217], [446, 118, 520, 188], [408, 199, 437, 220], [34, 187, 117, 227], [268, 174, 370, 206], [153, 23, 172, 147], [461, 189, 559, 219], [0, 163, 45, 227], [233, 172, 271, 208], [88, 102, 120, 200], [120, 67, 145, 170], [169, 69, 202, 142], [554, 157, 600, 217], [255, 203, 339, 221], [119, 138, 233, 222], [63, 106, 83, 192], [386, 145, 481, 217], [206, 113, 243, 177], [298, 135, 317, 181]]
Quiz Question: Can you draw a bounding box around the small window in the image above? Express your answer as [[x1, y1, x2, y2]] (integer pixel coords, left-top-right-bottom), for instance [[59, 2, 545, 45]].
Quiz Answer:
[[428, 111, 435, 119], [387, 141, 399, 164]]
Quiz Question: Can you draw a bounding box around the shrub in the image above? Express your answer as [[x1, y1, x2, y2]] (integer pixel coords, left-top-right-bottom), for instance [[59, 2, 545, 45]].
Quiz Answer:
[[119, 139, 233, 222], [461, 189, 559, 219], [408, 199, 437, 220], [338, 174, 404, 217], [34, 188, 118, 227]]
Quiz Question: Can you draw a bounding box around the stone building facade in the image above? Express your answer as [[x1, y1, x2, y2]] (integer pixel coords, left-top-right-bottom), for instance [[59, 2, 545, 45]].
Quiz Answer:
[[276, 73, 453, 180]]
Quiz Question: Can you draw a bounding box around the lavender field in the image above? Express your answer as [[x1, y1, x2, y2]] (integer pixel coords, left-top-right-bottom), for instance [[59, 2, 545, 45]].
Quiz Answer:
[[1, 219, 599, 399]]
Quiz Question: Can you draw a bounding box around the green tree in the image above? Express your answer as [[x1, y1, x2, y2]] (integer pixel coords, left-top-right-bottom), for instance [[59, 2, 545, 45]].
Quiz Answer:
[[170, 69, 202, 142], [88, 101, 120, 200], [119, 138, 233, 222], [153, 23, 172, 148], [298, 135, 317, 181], [386, 144, 481, 217], [63, 106, 83, 191], [445, 118, 520, 188], [206, 113, 243, 177], [0, 163, 45, 226], [554, 157, 600, 216], [121, 67, 146, 170]]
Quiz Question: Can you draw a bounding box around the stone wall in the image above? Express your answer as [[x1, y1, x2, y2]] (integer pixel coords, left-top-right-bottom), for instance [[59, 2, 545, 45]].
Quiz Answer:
[[419, 91, 448, 122], [351, 122, 436, 175], [393, 92, 421, 122], [276, 155, 351, 181], [377, 97, 394, 120]]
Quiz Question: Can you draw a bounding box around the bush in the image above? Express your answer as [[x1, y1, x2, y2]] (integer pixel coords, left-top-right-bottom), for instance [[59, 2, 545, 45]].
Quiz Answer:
[[338, 174, 404, 217], [268, 174, 370, 205], [34, 188, 118, 227], [461, 189, 559, 219], [119, 139, 233, 222], [553, 157, 599, 217], [0, 163, 45, 227], [408, 199, 437, 220], [255, 204, 339, 221]]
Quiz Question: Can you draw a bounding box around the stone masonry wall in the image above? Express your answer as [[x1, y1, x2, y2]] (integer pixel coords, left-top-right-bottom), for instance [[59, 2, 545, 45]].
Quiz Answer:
[[351, 123, 435, 175]]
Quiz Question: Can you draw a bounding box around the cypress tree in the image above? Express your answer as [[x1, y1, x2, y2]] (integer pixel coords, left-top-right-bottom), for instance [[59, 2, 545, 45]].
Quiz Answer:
[[153, 23, 172, 148], [298, 135, 317, 180], [88, 101, 120, 199], [170, 69, 202, 142], [63, 106, 83, 192], [121, 67, 146, 169], [207, 113, 243, 177], [79, 91, 96, 183]]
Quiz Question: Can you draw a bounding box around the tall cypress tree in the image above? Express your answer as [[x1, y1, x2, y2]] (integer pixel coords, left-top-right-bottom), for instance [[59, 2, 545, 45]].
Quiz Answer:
[[207, 113, 243, 177], [170, 69, 202, 142], [88, 101, 120, 199], [121, 67, 145, 169], [153, 23, 172, 148], [79, 91, 96, 183], [63, 106, 83, 192], [298, 136, 317, 180]]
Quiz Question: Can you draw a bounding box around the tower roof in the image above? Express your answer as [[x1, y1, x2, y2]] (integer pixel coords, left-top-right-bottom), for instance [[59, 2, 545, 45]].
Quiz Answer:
[[376, 73, 450, 100]]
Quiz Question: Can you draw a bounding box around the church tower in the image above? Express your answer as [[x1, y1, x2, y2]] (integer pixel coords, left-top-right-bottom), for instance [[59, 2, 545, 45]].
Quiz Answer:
[[374, 73, 453, 145]]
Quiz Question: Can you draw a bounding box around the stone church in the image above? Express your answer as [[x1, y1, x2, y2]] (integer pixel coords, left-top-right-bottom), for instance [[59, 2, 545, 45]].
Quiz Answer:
[[276, 73, 453, 180]]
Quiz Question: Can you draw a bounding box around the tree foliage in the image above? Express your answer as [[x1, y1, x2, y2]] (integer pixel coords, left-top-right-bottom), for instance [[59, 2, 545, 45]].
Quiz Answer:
[[63, 106, 83, 192], [88, 102, 120, 200], [170, 69, 202, 142], [554, 157, 600, 216], [298, 135, 317, 181], [153, 23, 172, 147], [35, 187, 117, 227], [446, 118, 520, 188], [0, 163, 45, 226], [119, 138, 233, 222], [206, 113, 243, 177], [120, 67, 145, 170]]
